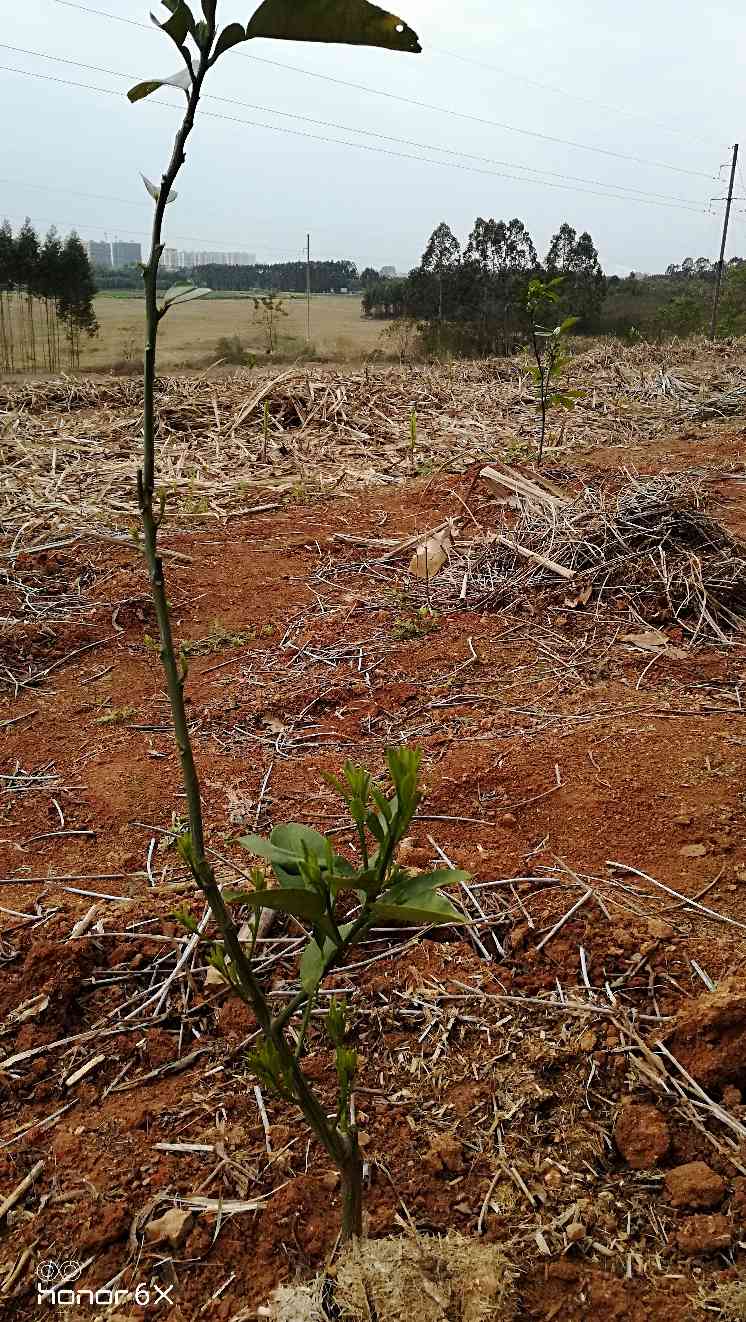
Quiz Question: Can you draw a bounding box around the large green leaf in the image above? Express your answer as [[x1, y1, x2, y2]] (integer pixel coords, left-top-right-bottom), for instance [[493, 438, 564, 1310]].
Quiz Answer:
[[372, 889, 465, 925], [161, 2, 193, 44], [240, 823, 327, 863], [246, 0, 421, 52], [272, 822, 328, 859], [391, 868, 471, 894], [239, 886, 325, 922], [239, 823, 352, 889]]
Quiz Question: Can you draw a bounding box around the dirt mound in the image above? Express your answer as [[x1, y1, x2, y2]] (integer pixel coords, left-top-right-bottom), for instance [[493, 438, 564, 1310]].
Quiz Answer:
[[666, 976, 746, 1092], [0, 937, 97, 1035]]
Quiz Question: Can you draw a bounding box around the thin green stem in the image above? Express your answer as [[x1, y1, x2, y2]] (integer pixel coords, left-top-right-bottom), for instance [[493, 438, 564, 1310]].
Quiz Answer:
[[293, 993, 315, 1061], [135, 21, 359, 1232], [271, 907, 376, 1036]]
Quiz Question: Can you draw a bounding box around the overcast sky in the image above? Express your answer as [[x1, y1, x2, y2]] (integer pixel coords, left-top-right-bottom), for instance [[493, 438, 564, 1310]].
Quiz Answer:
[[2, 0, 746, 275]]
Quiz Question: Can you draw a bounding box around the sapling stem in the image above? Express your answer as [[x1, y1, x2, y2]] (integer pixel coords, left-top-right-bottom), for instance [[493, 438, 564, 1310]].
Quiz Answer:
[[132, 0, 435, 1247], [135, 17, 363, 1238]]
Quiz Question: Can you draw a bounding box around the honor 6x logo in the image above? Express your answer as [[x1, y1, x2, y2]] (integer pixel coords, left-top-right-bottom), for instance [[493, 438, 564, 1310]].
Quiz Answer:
[[37, 1259, 173, 1307]]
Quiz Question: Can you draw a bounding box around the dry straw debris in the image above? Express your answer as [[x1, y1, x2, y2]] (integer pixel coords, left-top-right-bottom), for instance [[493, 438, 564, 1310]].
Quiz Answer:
[[2, 336, 745, 554], [424, 467, 746, 643], [267, 1233, 516, 1322]]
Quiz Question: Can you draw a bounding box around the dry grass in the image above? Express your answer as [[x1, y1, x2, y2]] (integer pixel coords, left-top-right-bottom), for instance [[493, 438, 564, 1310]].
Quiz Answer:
[[268, 1233, 516, 1321], [82, 293, 383, 371], [1, 340, 746, 557]]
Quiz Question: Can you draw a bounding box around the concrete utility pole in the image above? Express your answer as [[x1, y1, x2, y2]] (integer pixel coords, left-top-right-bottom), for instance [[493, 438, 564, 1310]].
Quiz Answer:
[[710, 143, 739, 340], [306, 233, 311, 343]]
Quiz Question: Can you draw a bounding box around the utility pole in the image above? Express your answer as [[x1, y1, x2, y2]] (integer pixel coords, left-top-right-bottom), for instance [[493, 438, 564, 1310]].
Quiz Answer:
[[710, 142, 739, 340], [306, 233, 311, 344]]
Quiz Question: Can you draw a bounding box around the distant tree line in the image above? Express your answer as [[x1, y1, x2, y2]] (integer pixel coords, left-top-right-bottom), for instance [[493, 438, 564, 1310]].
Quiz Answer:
[[361, 219, 606, 355], [95, 265, 181, 291], [0, 219, 98, 371], [603, 255, 746, 340], [194, 259, 359, 293]]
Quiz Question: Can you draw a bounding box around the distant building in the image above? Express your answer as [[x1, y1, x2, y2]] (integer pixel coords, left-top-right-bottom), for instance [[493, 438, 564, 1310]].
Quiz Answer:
[[162, 248, 180, 270], [83, 240, 112, 269], [112, 240, 142, 268], [179, 249, 256, 268], [380, 265, 397, 277]]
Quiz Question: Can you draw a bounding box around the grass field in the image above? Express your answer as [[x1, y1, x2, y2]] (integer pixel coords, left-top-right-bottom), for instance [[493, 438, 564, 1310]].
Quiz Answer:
[[83, 291, 383, 370]]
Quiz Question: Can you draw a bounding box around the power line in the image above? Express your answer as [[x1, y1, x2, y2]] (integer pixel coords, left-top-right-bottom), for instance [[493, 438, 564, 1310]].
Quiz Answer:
[[0, 63, 714, 218], [0, 43, 713, 211], [0, 206, 306, 258], [0, 175, 316, 254], [430, 46, 726, 151], [51, 0, 719, 183]]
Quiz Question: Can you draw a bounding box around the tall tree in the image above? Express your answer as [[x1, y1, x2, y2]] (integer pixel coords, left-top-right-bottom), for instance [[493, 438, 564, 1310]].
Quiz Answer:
[[421, 221, 460, 320], [57, 232, 98, 368], [38, 228, 64, 371], [15, 219, 40, 369], [464, 216, 537, 351], [546, 222, 578, 274], [0, 219, 15, 372], [545, 224, 605, 329]]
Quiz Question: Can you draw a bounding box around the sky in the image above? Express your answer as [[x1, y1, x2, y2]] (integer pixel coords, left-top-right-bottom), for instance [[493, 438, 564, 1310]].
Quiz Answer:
[[2, 0, 746, 276]]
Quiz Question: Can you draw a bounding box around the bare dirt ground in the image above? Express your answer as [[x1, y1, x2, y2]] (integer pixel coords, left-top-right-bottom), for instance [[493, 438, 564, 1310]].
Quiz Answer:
[[2, 340, 746, 1319]]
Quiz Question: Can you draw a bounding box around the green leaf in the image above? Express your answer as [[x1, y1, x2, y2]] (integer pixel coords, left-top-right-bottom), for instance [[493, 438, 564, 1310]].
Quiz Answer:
[[559, 316, 580, 334], [246, 0, 421, 52], [195, 18, 210, 46], [152, 1, 194, 45], [238, 833, 280, 860], [299, 939, 325, 993], [365, 810, 385, 844], [214, 21, 248, 57], [248, 1039, 293, 1098], [128, 80, 165, 103], [300, 922, 355, 992], [396, 867, 471, 892], [172, 906, 198, 933], [372, 888, 465, 925], [201, 0, 217, 19], [272, 860, 306, 888], [239, 886, 325, 922], [326, 996, 348, 1046], [370, 785, 393, 822], [239, 822, 328, 867], [272, 822, 329, 859]]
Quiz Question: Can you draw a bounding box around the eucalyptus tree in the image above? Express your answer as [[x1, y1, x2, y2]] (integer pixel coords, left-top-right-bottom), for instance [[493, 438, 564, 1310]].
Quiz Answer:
[[421, 221, 461, 321]]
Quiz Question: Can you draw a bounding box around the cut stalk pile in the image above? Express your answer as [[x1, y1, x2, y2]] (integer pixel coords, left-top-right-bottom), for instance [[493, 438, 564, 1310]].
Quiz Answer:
[[418, 469, 746, 642]]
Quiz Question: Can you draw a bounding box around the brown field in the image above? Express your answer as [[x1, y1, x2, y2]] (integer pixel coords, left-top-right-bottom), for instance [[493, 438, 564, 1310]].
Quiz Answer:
[[81, 290, 382, 370], [2, 341, 746, 1319]]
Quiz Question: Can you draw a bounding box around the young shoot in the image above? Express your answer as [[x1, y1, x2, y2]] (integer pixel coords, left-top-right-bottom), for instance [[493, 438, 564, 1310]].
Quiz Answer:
[[526, 276, 583, 465], [128, 0, 432, 1240]]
